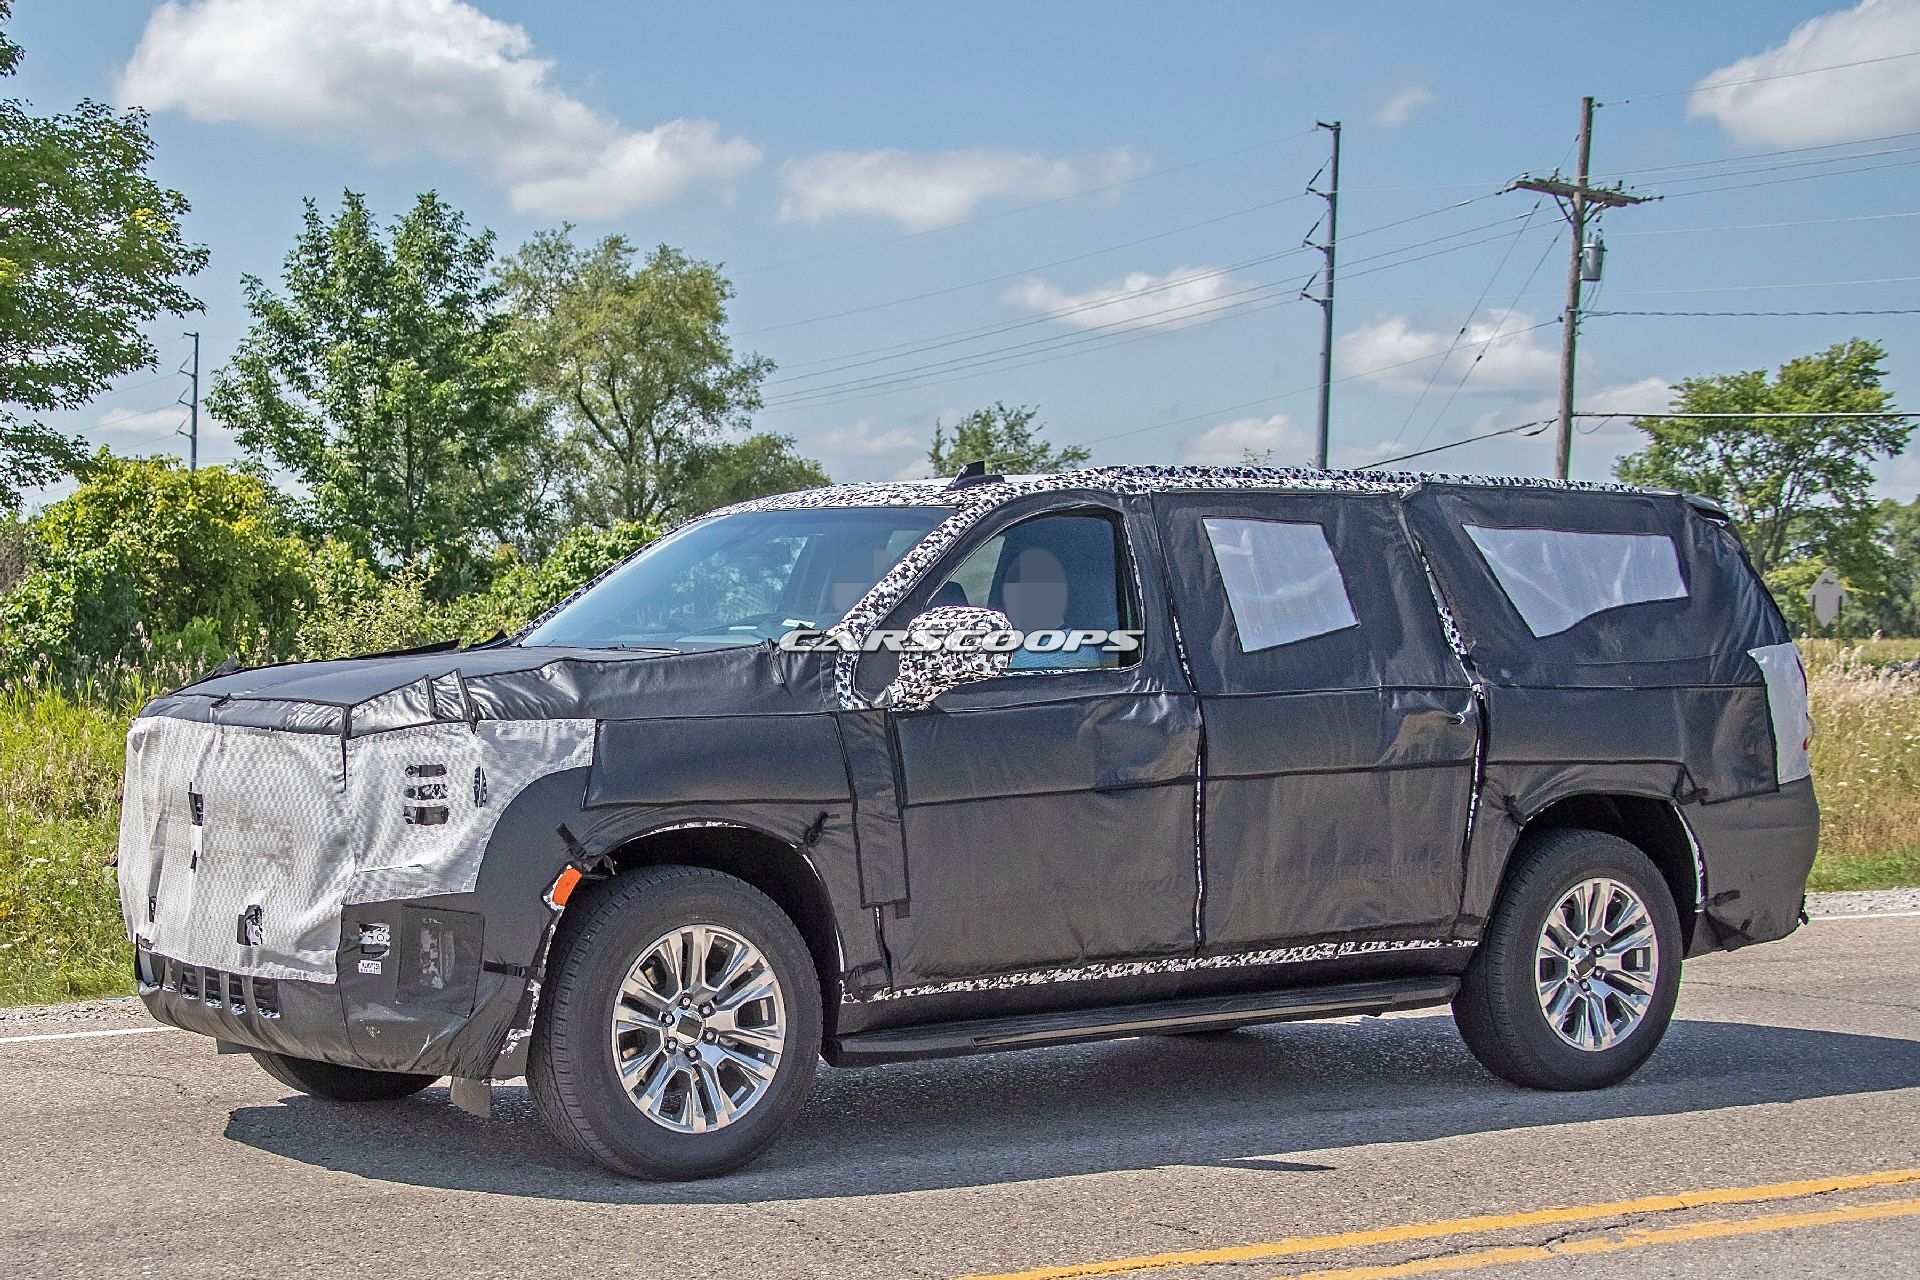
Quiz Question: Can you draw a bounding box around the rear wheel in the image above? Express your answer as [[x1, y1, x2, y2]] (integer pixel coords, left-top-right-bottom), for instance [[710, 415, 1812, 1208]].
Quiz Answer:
[[530, 865, 822, 1179], [251, 1051, 437, 1102], [1453, 828, 1682, 1091]]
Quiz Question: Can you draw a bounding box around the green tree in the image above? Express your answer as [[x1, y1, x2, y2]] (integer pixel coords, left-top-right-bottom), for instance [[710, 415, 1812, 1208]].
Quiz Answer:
[[0, 453, 312, 675], [669, 431, 829, 519], [208, 191, 536, 594], [500, 229, 773, 527], [927, 402, 1091, 476], [1865, 497, 1920, 636], [1614, 340, 1909, 588], [0, 1, 207, 507]]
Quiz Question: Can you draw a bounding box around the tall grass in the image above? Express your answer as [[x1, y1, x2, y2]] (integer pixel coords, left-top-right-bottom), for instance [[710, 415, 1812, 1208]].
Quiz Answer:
[[0, 680, 150, 1004], [1801, 640, 1920, 890], [1, 642, 1916, 1005]]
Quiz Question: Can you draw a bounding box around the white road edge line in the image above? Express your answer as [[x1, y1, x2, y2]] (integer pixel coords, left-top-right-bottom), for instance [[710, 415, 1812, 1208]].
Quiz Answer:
[[1810, 910, 1920, 922], [0, 1026, 183, 1046]]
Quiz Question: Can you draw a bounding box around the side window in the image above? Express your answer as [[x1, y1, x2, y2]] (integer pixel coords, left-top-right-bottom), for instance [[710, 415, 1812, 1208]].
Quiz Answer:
[[929, 511, 1139, 672], [1202, 518, 1358, 652], [1464, 525, 1687, 637]]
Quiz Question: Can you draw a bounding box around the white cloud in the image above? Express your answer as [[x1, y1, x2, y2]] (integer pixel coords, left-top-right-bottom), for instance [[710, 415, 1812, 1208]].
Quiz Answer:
[[817, 420, 924, 458], [779, 147, 1146, 231], [797, 414, 949, 483], [1001, 266, 1252, 333], [1181, 414, 1311, 466], [1338, 312, 1560, 397], [1371, 85, 1434, 128], [1688, 0, 1920, 146], [116, 0, 761, 218]]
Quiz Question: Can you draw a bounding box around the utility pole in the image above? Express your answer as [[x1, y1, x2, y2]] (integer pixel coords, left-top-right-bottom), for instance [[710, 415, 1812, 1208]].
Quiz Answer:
[[1307, 120, 1341, 469], [1507, 97, 1648, 479], [178, 331, 200, 472]]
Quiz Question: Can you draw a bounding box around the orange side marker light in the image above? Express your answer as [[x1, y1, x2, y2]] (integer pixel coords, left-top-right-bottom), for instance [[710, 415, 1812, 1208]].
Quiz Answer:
[[547, 866, 584, 908]]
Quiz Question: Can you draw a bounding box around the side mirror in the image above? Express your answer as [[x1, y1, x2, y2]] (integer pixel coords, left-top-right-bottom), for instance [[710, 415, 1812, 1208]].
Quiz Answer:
[[877, 606, 1017, 711]]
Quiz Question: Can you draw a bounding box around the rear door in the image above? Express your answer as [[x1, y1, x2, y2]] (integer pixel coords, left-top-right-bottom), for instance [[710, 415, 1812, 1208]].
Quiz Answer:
[[1153, 490, 1479, 951]]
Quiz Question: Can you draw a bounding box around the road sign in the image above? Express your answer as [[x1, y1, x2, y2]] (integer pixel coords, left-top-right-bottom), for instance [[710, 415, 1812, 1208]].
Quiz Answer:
[[1807, 569, 1845, 627]]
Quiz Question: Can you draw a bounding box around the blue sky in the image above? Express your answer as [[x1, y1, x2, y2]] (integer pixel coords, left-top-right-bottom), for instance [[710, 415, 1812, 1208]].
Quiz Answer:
[[10, 0, 1920, 502]]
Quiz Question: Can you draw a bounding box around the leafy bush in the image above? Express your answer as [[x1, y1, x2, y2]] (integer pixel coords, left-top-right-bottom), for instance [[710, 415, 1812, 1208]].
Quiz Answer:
[[0, 455, 311, 676], [296, 520, 657, 658], [443, 519, 657, 641], [294, 542, 453, 660]]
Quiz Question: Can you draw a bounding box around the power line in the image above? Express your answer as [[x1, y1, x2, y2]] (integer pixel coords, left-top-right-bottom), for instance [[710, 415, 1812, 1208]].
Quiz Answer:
[[1589, 308, 1920, 318], [1609, 48, 1920, 106], [762, 221, 1551, 411], [1613, 209, 1920, 238], [1608, 274, 1920, 296], [1065, 319, 1563, 451], [735, 128, 1320, 276], [1360, 418, 1555, 469], [1395, 197, 1544, 445], [1407, 217, 1566, 454], [737, 192, 1311, 338], [1657, 154, 1920, 199], [767, 203, 1527, 383]]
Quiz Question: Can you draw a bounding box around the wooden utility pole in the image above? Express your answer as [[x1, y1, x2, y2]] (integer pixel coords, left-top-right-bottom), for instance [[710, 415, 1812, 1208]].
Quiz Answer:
[[1507, 97, 1648, 479], [1308, 120, 1341, 469]]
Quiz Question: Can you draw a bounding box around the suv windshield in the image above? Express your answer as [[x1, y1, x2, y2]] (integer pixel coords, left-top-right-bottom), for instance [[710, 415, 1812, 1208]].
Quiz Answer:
[[520, 506, 949, 651]]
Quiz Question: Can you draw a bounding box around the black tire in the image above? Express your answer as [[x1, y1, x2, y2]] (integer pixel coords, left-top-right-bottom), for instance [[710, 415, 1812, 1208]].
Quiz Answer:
[[251, 1051, 437, 1102], [1453, 827, 1683, 1091], [529, 866, 823, 1180]]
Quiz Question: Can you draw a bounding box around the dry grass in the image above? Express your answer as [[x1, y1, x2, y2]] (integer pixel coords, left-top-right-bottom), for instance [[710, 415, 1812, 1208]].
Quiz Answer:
[[1801, 639, 1920, 890], [1, 641, 1916, 1004]]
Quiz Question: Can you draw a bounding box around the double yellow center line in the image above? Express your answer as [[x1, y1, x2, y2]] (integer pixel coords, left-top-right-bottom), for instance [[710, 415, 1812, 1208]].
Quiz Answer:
[[963, 1167, 1920, 1280]]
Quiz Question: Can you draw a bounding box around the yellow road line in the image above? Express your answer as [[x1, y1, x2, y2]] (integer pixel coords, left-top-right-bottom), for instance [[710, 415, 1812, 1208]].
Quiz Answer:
[[1280, 1195, 1920, 1279], [961, 1167, 1920, 1280]]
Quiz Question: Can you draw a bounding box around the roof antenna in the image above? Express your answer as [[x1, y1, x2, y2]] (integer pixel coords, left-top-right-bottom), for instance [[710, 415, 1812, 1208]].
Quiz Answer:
[[947, 459, 1002, 490]]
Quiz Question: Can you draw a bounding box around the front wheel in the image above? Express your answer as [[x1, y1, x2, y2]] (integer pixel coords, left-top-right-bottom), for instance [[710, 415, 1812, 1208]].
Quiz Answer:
[[251, 1051, 438, 1102], [1453, 828, 1682, 1091], [529, 865, 822, 1179]]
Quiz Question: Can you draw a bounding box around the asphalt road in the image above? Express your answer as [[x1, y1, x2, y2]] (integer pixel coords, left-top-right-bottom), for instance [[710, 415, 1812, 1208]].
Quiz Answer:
[[5, 898, 1920, 1280]]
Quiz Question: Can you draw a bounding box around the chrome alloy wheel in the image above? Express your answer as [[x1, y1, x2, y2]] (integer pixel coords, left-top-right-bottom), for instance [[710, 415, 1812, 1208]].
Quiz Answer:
[[609, 924, 786, 1133], [1535, 876, 1660, 1053]]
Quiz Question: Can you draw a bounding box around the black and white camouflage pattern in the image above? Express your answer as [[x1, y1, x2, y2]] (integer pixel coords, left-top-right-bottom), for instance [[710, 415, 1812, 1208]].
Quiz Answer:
[[848, 937, 1475, 1003], [871, 605, 1016, 711], [703, 465, 1631, 708], [516, 464, 1638, 697]]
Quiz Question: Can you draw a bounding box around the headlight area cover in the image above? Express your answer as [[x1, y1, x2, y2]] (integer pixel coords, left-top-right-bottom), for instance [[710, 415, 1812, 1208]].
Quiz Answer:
[[117, 715, 594, 984]]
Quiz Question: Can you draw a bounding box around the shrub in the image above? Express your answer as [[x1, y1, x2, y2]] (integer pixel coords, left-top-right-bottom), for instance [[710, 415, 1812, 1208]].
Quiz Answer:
[[1, 455, 312, 676], [294, 542, 454, 660]]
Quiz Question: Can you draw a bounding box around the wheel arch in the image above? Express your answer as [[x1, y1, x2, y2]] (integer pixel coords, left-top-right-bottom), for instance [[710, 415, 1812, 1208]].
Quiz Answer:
[[599, 821, 846, 1033], [1509, 791, 1701, 950]]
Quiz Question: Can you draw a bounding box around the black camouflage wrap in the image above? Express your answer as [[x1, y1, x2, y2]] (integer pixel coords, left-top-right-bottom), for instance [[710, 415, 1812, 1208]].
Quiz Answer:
[[118, 465, 1817, 1077]]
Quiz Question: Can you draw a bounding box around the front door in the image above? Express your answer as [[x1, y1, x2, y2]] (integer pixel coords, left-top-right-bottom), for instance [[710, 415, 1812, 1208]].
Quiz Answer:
[[1152, 490, 1480, 952], [862, 496, 1201, 988]]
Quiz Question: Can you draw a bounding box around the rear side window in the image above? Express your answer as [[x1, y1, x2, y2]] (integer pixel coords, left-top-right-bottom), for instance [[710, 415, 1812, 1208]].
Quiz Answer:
[[1464, 525, 1686, 637], [1202, 518, 1357, 652]]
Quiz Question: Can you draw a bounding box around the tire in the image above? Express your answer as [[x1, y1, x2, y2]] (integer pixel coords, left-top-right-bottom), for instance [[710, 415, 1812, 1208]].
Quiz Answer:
[[251, 1051, 437, 1102], [1453, 827, 1683, 1091], [529, 865, 822, 1180]]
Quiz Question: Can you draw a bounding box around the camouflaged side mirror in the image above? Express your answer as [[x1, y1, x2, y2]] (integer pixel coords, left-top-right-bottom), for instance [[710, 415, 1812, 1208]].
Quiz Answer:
[[877, 605, 1017, 711]]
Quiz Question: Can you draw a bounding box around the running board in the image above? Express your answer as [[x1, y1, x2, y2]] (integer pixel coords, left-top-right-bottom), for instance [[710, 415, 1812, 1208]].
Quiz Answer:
[[829, 976, 1458, 1065]]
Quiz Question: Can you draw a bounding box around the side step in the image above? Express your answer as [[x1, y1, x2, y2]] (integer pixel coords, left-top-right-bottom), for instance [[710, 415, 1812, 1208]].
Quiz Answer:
[[830, 976, 1458, 1065]]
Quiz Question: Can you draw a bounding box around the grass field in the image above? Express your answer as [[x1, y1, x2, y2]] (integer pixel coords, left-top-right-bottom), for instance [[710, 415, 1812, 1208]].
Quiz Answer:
[[2, 641, 1917, 1005]]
